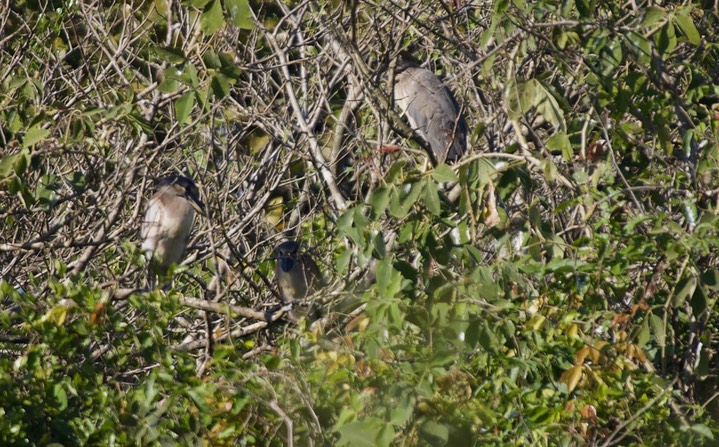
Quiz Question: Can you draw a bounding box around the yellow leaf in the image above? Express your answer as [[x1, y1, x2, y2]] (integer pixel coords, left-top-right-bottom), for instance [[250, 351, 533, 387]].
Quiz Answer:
[[41, 305, 68, 326], [575, 346, 590, 364], [483, 180, 500, 228], [265, 196, 284, 229], [631, 344, 647, 363], [566, 323, 579, 338], [580, 404, 597, 422], [560, 365, 584, 392], [527, 314, 545, 331]]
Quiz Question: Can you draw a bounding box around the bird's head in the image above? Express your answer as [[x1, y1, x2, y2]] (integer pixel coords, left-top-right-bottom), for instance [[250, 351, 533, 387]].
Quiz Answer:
[[380, 57, 420, 81], [275, 240, 301, 272], [158, 175, 206, 216]]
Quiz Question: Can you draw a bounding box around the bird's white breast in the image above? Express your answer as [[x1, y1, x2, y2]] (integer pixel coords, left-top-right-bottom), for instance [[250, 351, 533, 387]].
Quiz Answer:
[[141, 186, 195, 269], [277, 265, 309, 302]]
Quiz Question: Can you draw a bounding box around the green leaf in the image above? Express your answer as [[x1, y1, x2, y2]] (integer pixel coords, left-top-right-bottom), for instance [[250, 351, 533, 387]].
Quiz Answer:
[[534, 81, 566, 131], [475, 158, 497, 185], [603, 40, 623, 74], [636, 318, 650, 347], [376, 257, 403, 300], [158, 68, 182, 93], [211, 74, 231, 98], [556, 31, 568, 50], [185, 63, 200, 88], [53, 383, 68, 411], [420, 420, 449, 444], [423, 180, 441, 216], [376, 423, 394, 447], [642, 6, 667, 28], [203, 50, 222, 69], [175, 91, 195, 125], [657, 21, 677, 54], [702, 270, 719, 290], [335, 248, 353, 274], [186, 388, 210, 412], [225, 0, 254, 29], [515, 79, 537, 117], [674, 12, 700, 45], [384, 160, 407, 184], [505, 79, 531, 120], [218, 52, 243, 79], [0, 150, 31, 178], [187, 0, 211, 7], [391, 181, 422, 218], [200, 0, 224, 35], [544, 258, 585, 274], [22, 126, 50, 149], [574, 0, 593, 18], [389, 394, 414, 426], [337, 419, 384, 447], [154, 46, 187, 64], [542, 157, 560, 184], [479, 321, 498, 350], [691, 424, 714, 440], [527, 406, 554, 424], [691, 285, 707, 316], [649, 313, 665, 347], [674, 276, 697, 306], [431, 163, 458, 183], [369, 186, 391, 216], [546, 132, 571, 160]]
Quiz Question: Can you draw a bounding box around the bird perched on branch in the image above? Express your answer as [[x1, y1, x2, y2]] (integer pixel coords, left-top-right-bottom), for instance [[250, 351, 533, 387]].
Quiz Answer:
[[141, 175, 205, 288], [389, 61, 468, 164], [274, 240, 320, 305]]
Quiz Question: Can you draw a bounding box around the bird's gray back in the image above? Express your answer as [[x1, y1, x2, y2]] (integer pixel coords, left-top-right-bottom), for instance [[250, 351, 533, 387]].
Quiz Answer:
[[394, 66, 467, 162]]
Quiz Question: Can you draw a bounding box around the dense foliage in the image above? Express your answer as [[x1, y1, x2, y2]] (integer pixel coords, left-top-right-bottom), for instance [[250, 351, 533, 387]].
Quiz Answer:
[[1, 0, 719, 445]]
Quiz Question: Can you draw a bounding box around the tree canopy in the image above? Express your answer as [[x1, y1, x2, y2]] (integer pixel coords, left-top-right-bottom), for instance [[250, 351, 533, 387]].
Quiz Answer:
[[1, 0, 719, 445]]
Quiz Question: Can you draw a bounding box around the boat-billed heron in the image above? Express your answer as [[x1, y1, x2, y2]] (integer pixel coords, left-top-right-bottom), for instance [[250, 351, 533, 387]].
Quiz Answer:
[[389, 61, 468, 163], [274, 240, 320, 305], [141, 175, 205, 287]]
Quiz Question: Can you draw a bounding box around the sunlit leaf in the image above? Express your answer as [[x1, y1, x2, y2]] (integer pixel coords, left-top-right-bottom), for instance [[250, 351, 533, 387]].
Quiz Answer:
[[175, 90, 195, 125], [657, 21, 677, 54], [211, 74, 231, 98], [420, 420, 449, 444], [369, 186, 391, 217], [154, 46, 187, 64], [534, 81, 566, 131], [0, 150, 31, 178], [200, 0, 224, 35], [53, 384, 68, 411], [483, 180, 500, 228], [691, 424, 714, 440], [422, 180, 441, 216], [560, 365, 583, 393], [431, 163, 458, 183], [546, 132, 571, 160], [574, 0, 594, 18], [337, 419, 384, 447], [22, 126, 50, 149], [225, 0, 254, 29], [674, 11, 700, 45], [649, 313, 665, 347], [641, 6, 667, 28]]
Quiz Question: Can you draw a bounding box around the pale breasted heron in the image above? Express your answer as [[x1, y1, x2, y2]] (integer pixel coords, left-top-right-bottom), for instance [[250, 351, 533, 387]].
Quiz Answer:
[[141, 175, 205, 287], [389, 61, 468, 163], [274, 240, 320, 305]]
